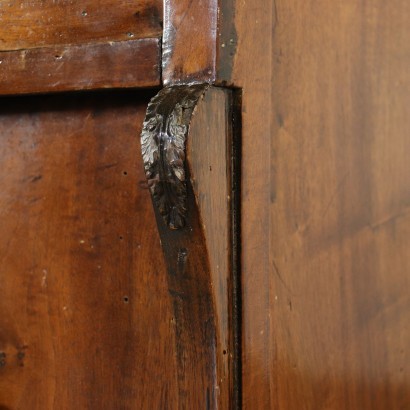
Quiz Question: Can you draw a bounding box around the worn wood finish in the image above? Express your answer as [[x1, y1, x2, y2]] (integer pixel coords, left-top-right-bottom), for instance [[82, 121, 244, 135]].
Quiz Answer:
[[162, 0, 217, 85], [0, 39, 161, 95], [0, 91, 179, 409], [141, 86, 237, 408], [228, 0, 410, 408], [161, 0, 237, 86], [152, 189, 218, 409], [0, 0, 162, 51], [187, 87, 236, 409]]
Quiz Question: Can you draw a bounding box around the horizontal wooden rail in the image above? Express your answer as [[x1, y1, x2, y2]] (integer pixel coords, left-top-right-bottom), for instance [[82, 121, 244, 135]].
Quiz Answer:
[[0, 38, 161, 95], [0, 0, 162, 51]]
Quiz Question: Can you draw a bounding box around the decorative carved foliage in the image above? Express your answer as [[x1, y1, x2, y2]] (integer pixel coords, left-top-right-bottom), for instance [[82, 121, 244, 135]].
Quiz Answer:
[[141, 84, 208, 229]]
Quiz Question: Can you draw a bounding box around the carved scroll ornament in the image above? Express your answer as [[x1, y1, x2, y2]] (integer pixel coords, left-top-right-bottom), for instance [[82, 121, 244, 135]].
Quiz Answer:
[[141, 84, 208, 229]]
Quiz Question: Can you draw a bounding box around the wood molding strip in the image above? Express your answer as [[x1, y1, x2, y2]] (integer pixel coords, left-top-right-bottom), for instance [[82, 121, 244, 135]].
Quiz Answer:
[[0, 38, 161, 95], [0, 0, 163, 52]]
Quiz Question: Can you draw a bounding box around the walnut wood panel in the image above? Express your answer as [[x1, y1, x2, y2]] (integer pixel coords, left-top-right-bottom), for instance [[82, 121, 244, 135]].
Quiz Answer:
[[0, 91, 179, 409], [187, 87, 235, 409], [228, 0, 410, 408], [0, 0, 162, 51], [0, 39, 161, 95]]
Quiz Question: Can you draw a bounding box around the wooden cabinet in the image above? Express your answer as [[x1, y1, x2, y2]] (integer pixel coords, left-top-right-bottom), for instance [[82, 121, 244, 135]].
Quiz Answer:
[[0, 1, 409, 409]]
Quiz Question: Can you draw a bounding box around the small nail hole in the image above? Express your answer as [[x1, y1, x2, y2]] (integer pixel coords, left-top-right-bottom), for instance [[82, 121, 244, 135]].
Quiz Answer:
[[123, 296, 129, 303], [119, 236, 123, 240], [123, 171, 128, 176], [223, 350, 227, 355]]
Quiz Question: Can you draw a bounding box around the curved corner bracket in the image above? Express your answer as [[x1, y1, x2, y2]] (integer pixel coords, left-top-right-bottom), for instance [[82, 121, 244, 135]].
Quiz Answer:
[[141, 84, 209, 229], [140, 85, 239, 408]]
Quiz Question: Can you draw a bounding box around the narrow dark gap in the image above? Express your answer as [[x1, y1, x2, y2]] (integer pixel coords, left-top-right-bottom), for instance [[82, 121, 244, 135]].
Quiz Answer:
[[231, 87, 242, 410]]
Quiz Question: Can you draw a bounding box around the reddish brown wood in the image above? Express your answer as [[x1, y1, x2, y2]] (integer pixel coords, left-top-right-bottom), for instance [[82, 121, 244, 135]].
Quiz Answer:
[[187, 87, 237, 409], [0, 0, 162, 51], [162, 0, 218, 85], [0, 91, 178, 408], [152, 190, 218, 408], [229, 0, 273, 404], [140, 86, 237, 408], [161, 0, 236, 86], [228, 0, 410, 408], [0, 39, 161, 95], [1, 0, 408, 408]]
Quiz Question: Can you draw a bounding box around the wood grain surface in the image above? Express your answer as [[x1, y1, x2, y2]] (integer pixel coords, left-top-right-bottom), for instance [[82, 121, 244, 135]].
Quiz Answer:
[[0, 0, 162, 51], [228, 0, 410, 408], [152, 190, 219, 409], [0, 39, 161, 95], [0, 91, 179, 409], [141, 86, 237, 408], [161, 0, 237, 86], [162, 0, 218, 85], [187, 87, 236, 409]]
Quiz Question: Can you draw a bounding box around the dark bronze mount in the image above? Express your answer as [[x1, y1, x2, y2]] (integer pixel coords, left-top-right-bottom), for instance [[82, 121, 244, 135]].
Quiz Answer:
[[140, 84, 209, 229]]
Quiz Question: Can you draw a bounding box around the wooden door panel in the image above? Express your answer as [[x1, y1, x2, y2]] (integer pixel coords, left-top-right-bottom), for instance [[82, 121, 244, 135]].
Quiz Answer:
[[0, 91, 178, 409]]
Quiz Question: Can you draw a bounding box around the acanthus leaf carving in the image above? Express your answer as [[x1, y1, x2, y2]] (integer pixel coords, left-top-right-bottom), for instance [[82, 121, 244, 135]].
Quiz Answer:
[[140, 84, 209, 229]]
